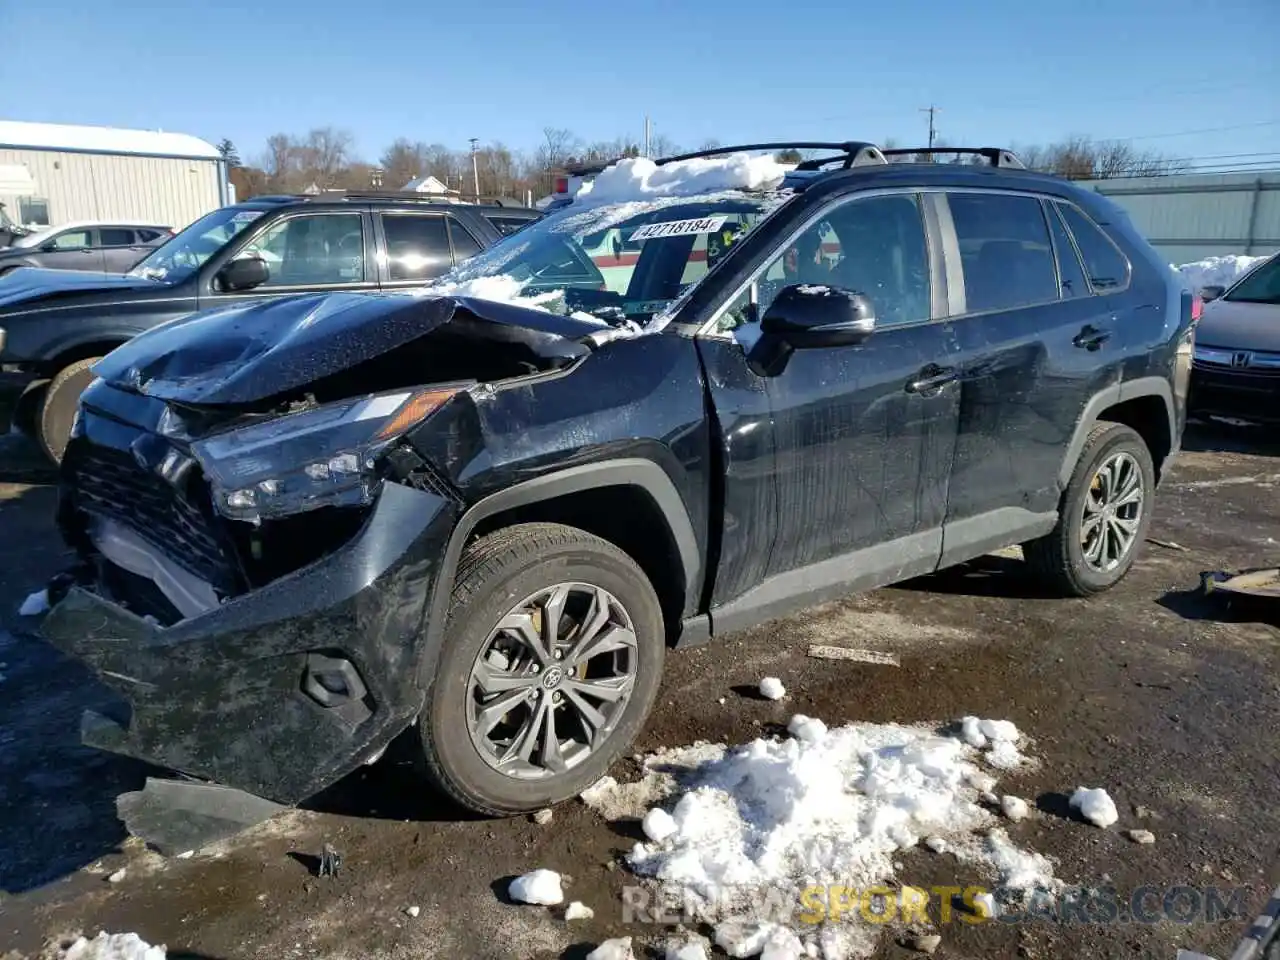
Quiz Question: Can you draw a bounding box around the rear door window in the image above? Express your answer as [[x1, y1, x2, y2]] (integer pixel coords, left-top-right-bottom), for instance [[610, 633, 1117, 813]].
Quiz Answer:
[[947, 193, 1059, 313], [382, 214, 451, 281], [100, 228, 136, 247], [1055, 202, 1131, 293]]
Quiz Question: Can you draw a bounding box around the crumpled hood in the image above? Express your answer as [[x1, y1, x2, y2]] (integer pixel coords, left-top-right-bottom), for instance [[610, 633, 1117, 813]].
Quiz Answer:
[[91, 290, 606, 406], [0, 267, 162, 310], [1197, 299, 1280, 353]]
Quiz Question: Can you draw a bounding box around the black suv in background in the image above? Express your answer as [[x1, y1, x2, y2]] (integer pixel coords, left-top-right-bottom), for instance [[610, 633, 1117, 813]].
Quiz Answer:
[[0, 194, 539, 461], [39, 142, 1192, 821]]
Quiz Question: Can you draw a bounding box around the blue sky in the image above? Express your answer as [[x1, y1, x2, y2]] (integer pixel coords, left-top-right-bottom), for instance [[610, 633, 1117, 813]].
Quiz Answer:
[[4, 0, 1278, 171]]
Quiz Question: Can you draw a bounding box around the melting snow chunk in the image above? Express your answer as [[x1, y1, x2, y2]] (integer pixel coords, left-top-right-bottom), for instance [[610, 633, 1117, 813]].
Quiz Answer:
[[787, 714, 828, 744], [63, 932, 166, 960], [508, 868, 564, 905], [1070, 787, 1119, 828], [758, 677, 786, 700], [1001, 795, 1031, 821], [19, 589, 49, 616], [642, 808, 678, 843], [666, 940, 711, 960], [586, 936, 635, 960], [565, 901, 594, 920]]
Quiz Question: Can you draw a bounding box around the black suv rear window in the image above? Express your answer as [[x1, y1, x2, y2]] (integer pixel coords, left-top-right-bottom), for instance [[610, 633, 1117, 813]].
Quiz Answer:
[[485, 215, 534, 237]]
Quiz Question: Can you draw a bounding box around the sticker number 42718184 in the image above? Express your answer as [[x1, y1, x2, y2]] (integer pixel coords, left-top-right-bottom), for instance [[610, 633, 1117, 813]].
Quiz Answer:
[[629, 216, 728, 242]]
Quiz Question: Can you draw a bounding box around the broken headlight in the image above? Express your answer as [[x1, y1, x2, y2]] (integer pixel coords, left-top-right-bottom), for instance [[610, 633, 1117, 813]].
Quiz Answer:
[[191, 386, 462, 522]]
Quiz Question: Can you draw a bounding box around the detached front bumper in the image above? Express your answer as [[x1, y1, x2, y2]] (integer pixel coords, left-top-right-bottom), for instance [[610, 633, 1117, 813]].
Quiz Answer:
[[41, 481, 460, 806]]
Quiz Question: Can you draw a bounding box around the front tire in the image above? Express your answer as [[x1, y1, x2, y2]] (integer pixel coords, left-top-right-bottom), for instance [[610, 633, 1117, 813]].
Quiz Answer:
[[39, 357, 101, 464], [418, 522, 665, 816], [1025, 421, 1155, 596]]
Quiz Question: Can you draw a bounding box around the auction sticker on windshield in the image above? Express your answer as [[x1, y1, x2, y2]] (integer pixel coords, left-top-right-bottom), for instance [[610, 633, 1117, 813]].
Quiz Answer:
[[629, 216, 728, 242], [231, 211, 265, 224]]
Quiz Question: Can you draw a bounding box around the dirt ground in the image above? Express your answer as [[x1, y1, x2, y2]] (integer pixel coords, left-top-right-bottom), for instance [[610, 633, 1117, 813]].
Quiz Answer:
[[0, 422, 1276, 960]]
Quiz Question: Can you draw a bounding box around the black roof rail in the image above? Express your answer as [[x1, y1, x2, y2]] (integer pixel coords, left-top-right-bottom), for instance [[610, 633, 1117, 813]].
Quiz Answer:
[[246, 194, 304, 203], [879, 147, 1026, 169], [656, 142, 887, 167], [306, 189, 533, 209]]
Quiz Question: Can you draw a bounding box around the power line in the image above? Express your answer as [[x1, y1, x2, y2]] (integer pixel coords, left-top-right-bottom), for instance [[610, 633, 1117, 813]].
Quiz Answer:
[[1109, 118, 1280, 142]]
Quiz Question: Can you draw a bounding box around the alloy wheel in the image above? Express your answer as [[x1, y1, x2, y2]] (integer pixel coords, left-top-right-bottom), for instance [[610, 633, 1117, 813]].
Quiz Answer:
[[1080, 451, 1144, 573], [465, 582, 638, 780]]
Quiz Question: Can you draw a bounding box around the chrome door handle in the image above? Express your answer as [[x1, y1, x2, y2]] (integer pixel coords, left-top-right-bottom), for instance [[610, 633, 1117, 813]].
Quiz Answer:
[[906, 367, 958, 393]]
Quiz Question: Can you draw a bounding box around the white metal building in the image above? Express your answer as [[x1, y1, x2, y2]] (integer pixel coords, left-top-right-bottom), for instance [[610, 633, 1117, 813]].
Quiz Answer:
[[0, 120, 229, 233]]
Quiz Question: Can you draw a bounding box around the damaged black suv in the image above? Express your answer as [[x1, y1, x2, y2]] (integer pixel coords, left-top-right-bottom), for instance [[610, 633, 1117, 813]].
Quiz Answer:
[[40, 142, 1194, 817]]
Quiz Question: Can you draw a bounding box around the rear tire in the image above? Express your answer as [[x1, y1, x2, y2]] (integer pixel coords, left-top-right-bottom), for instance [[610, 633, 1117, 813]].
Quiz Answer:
[[418, 522, 665, 816], [39, 357, 100, 464], [1024, 421, 1155, 597]]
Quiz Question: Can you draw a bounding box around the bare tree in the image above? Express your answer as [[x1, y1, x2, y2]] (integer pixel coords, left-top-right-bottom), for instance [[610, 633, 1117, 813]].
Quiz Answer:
[[297, 127, 355, 190]]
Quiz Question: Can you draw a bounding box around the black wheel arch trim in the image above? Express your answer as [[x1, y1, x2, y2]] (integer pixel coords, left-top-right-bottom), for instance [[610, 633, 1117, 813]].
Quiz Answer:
[[418, 457, 701, 686], [1058, 376, 1177, 488]]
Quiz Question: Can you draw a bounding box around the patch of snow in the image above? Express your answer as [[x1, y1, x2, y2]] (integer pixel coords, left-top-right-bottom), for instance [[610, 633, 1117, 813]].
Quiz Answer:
[[19, 588, 49, 616], [971, 891, 997, 918], [959, 716, 986, 748], [1001, 795, 1031, 821], [1070, 787, 1119, 828], [758, 676, 786, 700], [666, 939, 711, 960], [576, 154, 789, 205], [1173, 255, 1266, 292], [63, 932, 166, 960], [978, 719, 1019, 742], [405, 905, 421, 918], [175, 850, 194, 859], [508, 868, 564, 905], [643, 807, 679, 843], [564, 900, 594, 920], [0, 119, 219, 161], [586, 936, 635, 960], [106, 868, 127, 883], [986, 739, 1026, 770], [613, 716, 1054, 956], [960, 716, 1027, 769], [532, 807, 553, 825]]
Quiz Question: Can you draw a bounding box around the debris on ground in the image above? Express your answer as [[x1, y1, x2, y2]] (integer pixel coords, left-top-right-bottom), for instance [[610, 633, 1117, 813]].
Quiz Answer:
[[62, 932, 166, 960], [18, 588, 49, 616], [1070, 787, 1119, 828], [587, 714, 1055, 956], [532, 808, 553, 825], [508, 868, 564, 905], [405, 905, 420, 918], [1202, 568, 1280, 602], [106, 869, 127, 884], [585, 936, 635, 960], [758, 677, 786, 700], [1126, 829, 1156, 844], [903, 931, 942, 954], [806, 645, 900, 666], [1001, 795, 1031, 821], [319, 843, 342, 877], [564, 901, 594, 921], [1146, 537, 1188, 552]]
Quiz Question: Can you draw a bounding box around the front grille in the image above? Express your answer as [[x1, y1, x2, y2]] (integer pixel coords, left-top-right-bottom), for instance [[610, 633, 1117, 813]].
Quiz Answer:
[[68, 443, 240, 595]]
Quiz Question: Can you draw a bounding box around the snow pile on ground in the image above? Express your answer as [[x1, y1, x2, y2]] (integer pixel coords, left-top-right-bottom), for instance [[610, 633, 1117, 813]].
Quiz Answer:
[[62, 932, 166, 960], [1070, 787, 1118, 828], [576, 154, 789, 205], [18, 588, 49, 616], [758, 676, 786, 701], [1173, 255, 1265, 292], [509, 868, 565, 905], [582, 716, 1055, 959]]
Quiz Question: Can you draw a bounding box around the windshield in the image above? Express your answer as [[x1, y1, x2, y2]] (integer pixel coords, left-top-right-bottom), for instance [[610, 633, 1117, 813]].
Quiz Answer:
[[1224, 255, 1280, 305], [422, 191, 789, 328], [129, 207, 269, 282]]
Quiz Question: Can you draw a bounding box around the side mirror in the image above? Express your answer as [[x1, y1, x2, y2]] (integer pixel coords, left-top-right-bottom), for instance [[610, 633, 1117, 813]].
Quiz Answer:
[[760, 283, 877, 348], [218, 256, 269, 291], [1199, 284, 1225, 302]]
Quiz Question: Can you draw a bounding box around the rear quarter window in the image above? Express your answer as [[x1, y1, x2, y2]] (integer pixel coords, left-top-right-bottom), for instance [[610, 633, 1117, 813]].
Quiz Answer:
[[1056, 201, 1131, 293]]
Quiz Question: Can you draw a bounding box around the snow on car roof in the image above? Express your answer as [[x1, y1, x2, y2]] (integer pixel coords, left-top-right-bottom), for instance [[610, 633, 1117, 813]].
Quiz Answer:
[[574, 153, 791, 205], [0, 120, 221, 161]]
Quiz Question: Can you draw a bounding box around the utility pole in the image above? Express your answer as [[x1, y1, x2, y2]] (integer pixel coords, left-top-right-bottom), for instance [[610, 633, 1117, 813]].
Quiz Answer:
[[920, 106, 939, 155], [469, 138, 480, 200], [643, 115, 651, 158]]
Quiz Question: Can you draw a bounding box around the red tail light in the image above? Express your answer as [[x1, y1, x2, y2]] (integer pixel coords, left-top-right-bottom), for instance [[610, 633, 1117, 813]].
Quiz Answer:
[[1191, 295, 1203, 323], [554, 177, 569, 194]]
